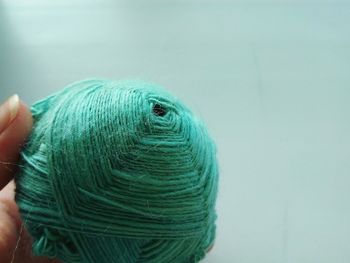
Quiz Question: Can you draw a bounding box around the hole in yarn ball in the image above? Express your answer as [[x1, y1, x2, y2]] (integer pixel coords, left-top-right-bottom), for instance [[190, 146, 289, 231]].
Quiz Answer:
[[152, 103, 167, 117]]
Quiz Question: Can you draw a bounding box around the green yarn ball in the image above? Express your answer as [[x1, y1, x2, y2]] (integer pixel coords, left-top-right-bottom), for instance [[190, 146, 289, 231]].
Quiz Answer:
[[15, 79, 219, 263]]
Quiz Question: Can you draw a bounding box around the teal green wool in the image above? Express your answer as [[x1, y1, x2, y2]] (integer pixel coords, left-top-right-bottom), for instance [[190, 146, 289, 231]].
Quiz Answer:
[[15, 79, 219, 263]]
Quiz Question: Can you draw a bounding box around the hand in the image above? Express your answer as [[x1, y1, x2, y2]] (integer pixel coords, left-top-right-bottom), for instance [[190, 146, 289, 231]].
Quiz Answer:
[[0, 95, 213, 262], [0, 95, 58, 263]]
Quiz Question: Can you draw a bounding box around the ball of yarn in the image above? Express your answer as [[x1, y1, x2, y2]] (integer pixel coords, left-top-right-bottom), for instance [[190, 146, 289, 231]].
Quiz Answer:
[[15, 79, 219, 263]]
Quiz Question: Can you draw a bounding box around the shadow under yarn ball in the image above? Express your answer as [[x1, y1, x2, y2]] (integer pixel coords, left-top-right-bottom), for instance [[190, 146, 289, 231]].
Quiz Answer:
[[15, 79, 219, 263]]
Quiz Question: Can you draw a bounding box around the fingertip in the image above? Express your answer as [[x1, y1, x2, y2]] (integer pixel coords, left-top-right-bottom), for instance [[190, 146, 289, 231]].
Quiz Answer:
[[16, 100, 34, 136], [0, 98, 33, 190]]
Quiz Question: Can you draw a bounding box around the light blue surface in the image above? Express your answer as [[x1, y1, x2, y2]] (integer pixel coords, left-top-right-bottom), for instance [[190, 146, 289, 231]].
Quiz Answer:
[[1, 1, 350, 262]]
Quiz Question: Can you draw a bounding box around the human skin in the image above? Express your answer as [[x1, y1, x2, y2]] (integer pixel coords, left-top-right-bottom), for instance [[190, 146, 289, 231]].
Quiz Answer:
[[0, 95, 213, 263], [0, 94, 58, 263]]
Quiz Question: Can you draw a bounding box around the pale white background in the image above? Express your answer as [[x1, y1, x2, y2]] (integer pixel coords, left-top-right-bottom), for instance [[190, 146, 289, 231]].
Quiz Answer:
[[1, 1, 350, 262]]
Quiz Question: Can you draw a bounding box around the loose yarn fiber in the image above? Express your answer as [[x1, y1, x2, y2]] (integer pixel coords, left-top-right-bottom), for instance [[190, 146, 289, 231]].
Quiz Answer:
[[15, 79, 219, 263]]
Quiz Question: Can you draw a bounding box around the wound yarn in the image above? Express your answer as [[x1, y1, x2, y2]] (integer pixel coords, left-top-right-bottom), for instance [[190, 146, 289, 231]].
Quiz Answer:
[[15, 79, 219, 263]]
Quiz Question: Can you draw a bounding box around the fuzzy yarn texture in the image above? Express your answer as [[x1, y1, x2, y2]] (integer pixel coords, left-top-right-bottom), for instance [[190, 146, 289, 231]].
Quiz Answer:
[[15, 79, 219, 263]]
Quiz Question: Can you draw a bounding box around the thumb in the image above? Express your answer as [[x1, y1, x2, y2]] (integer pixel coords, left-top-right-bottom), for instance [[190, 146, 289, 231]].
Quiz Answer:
[[0, 95, 33, 190]]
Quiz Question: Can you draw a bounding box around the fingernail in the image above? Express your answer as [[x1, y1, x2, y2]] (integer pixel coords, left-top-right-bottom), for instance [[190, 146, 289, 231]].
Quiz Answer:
[[0, 94, 20, 134]]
